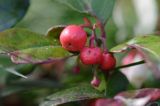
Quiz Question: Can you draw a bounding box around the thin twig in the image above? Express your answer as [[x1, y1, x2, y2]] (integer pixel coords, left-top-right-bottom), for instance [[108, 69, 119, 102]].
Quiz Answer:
[[96, 19, 108, 52], [115, 60, 145, 70]]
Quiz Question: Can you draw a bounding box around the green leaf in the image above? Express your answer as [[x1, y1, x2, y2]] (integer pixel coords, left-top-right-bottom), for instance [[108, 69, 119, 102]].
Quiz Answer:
[[40, 84, 104, 106], [6, 64, 36, 84], [10, 46, 71, 64], [0, 67, 8, 84], [91, 0, 116, 23], [0, 0, 29, 31], [111, 35, 160, 78], [0, 28, 71, 64], [0, 28, 51, 52], [107, 71, 129, 97], [111, 35, 160, 58], [57, 0, 90, 14], [0, 80, 62, 97], [45, 25, 66, 44], [57, 0, 116, 24], [16, 0, 86, 34]]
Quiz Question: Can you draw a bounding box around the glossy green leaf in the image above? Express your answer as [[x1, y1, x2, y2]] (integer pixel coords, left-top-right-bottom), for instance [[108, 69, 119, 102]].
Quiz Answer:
[[107, 71, 129, 97], [57, 0, 116, 24], [10, 46, 71, 64], [0, 0, 29, 31], [40, 84, 104, 106]]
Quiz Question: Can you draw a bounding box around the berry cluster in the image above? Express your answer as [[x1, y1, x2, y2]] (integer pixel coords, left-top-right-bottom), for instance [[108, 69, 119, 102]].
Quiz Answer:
[[59, 20, 116, 87]]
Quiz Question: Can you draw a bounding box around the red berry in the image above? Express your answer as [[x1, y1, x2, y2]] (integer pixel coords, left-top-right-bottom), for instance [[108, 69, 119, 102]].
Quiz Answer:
[[80, 47, 102, 65], [100, 52, 116, 71], [60, 25, 87, 52], [91, 76, 100, 87]]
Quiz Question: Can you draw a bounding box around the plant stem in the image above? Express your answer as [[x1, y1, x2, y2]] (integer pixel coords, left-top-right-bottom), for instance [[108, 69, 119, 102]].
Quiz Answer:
[[115, 60, 145, 70], [92, 24, 98, 43], [80, 17, 92, 29], [89, 34, 95, 47], [96, 19, 108, 52]]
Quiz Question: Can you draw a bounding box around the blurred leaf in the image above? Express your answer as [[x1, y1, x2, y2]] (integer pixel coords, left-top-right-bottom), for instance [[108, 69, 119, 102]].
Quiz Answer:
[[57, 0, 116, 24], [114, 0, 137, 35], [16, 0, 67, 34], [107, 71, 129, 97], [40, 83, 104, 106], [45, 25, 66, 44], [10, 80, 62, 88], [6, 64, 36, 84], [16, 0, 88, 34], [0, 55, 13, 67], [91, 0, 116, 23], [115, 88, 160, 105], [0, 86, 25, 97], [57, 0, 90, 14], [0, 67, 8, 84], [10, 46, 71, 64], [147, 101, 160, 106], [15, 64, 36, 74], [0, 0, 29, 31], [0, 80, 62, 97], [0, 66, 27, 78]]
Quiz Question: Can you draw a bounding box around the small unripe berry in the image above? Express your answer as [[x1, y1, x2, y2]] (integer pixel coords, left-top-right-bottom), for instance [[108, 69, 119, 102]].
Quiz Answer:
[[60, 25, 87, 52], [80, 47, 102, 65], [100, 52, 116, 71], [91, 76, 100, 87]]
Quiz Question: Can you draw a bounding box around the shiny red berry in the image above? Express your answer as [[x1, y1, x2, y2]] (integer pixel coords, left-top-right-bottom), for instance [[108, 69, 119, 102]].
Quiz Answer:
[[100, 52, 116, 71], [60, 25, 87, 52], [80, 47, 102, 65]]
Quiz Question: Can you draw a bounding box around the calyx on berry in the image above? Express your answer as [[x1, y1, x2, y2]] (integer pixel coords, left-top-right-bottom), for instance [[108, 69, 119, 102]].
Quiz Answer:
[[100, 52, 116, 71], [80, 47, 102, 65], [60, 25, 87, 52]]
